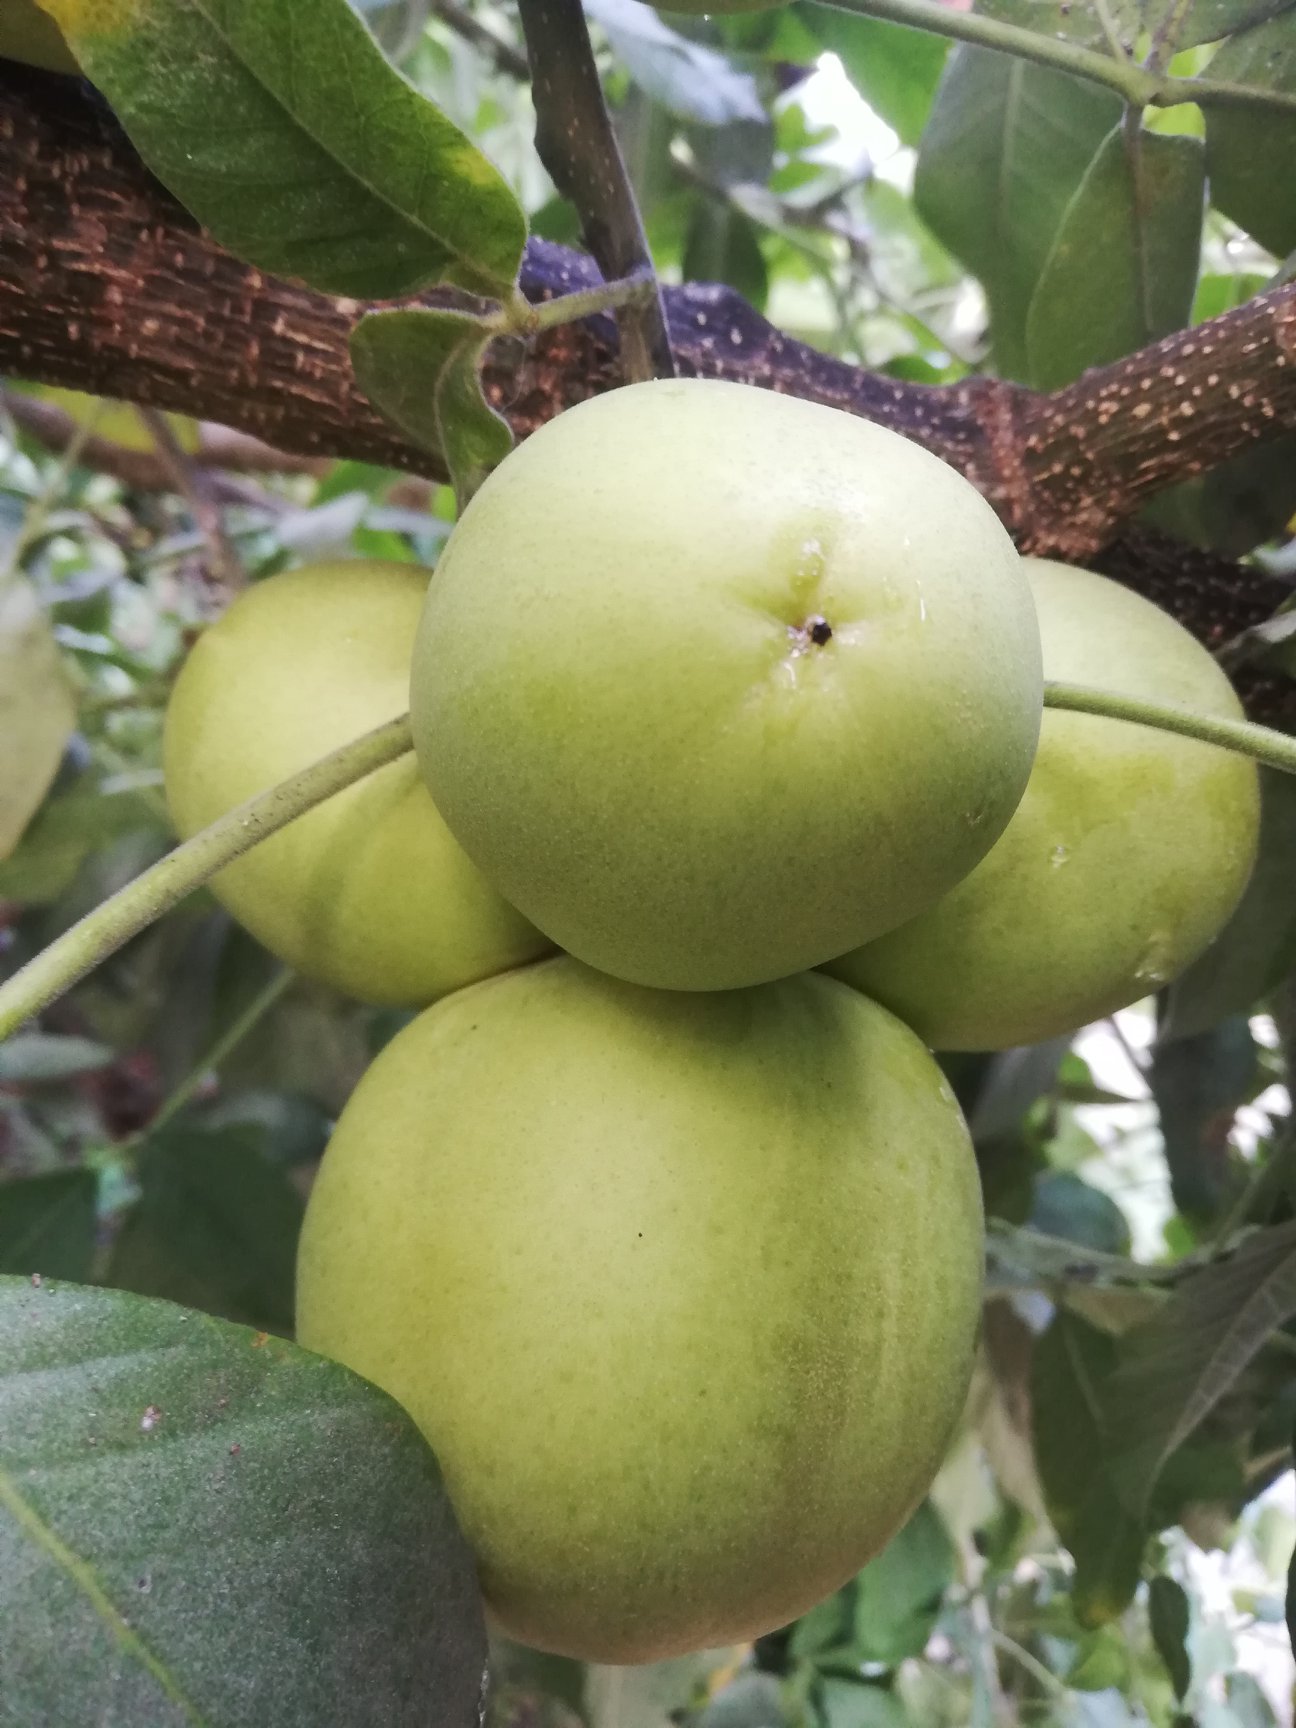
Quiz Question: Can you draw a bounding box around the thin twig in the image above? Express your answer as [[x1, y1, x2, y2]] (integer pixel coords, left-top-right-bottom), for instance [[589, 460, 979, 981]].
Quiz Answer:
[[429, 0, 530, 79], [136, 967, 295, 1145], [516, 0, 675, 382], [139, 407, 244, 593]]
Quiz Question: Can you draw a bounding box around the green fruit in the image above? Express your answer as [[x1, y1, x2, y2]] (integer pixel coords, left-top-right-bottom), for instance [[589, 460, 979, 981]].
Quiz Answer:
[[828, 559, 1262, 1050], [0, 0, 78, 73], [412, 378, 1042, 992], [296, 958, 984, 1663], [163, 562, 547, 1006]]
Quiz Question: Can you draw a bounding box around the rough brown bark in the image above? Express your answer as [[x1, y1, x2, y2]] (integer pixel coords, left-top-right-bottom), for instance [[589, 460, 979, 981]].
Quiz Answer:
[[1, 64, 1293, 692]]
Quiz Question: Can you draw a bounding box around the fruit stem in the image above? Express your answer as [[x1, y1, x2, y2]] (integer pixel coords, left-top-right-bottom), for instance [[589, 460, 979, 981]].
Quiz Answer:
[[0, 715, 414, 1043], [1043, 681, 1296, 775]]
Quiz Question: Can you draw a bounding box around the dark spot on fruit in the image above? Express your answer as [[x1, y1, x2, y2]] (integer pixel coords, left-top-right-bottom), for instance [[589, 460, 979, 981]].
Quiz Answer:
[[808, 616, 833, 646]]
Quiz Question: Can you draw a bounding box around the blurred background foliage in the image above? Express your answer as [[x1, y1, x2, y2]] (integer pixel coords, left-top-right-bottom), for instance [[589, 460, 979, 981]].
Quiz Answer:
[[3, 2, 1296, 1723]]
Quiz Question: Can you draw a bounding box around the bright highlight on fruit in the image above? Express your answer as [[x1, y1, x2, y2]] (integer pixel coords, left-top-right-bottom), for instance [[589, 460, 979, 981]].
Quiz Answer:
[[411, 378, 1043, 993], [296, 958, 984, 1664], [829, 559, 1262, 1049], [162, 562, 546, 1006]]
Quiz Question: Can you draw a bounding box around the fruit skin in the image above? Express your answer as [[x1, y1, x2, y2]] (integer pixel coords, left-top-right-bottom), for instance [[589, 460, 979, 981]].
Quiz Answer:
[[0, 1, 79, 73], [163, 562, 547, 1006], [296, 957, 984, 1664], [827, 559, 1262, 1050], [412, 378, 1042, 992]]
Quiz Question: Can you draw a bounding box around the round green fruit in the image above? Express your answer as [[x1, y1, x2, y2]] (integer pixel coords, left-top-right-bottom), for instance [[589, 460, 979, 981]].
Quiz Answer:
[[296, 957, 984, 1664], [827, 559, 1261, 1050], [163, 562, 547, 1006], [411, 378, 1042, 992], [0, 1, 78, 74]]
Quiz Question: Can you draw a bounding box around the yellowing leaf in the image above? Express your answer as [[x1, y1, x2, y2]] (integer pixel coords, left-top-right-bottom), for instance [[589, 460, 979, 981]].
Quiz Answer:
[[36, 0, 140, 36]]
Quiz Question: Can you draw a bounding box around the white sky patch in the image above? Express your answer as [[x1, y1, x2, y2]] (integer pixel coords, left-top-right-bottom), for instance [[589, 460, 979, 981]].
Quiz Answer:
[[789, 53, 912, 190]]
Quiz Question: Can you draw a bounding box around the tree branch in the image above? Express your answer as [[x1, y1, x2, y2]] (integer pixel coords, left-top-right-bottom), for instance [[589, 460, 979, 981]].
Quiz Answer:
[[515, 0, 674, 382], [1, 65, 1293, 712]]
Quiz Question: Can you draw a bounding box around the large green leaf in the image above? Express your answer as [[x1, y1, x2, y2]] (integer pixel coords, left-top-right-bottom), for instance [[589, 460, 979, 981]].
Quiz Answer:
[[39, 0, 527, 299], [1206, 11, 1296, 254], [0, 1277, 486, 1726], [0, 577, 75, 861], [1102, 1219, 1296, 1515], [914, 48, 1120, 381], [104, 1125, 304, 1334], [1025, 125, 1204, 388], [0, 1172, 97, 1282], [1031, 1311, 1144, 1624]]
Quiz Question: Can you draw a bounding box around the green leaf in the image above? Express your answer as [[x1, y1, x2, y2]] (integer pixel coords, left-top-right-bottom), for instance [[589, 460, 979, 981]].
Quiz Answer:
[[41, 0, 527, 299], [0, 777, 165, 907], [799, 5, 948, 147], [1066, 1625, 1130, 1692], [0, 1032, 113, 1083], [0, 1172, 97, 1281], [968, 1040, 1071, 1143], [1025, 125, 1204, 389], [972, 0, 1138, 53], [1206, 12, 1296, 255], [1030, 1173, 1132, 1257], [1143, 437, 1296, 556], [1154, 1016, 1257, 1223], [0, 1276, 486, 1725], [435, 337, 515, 506], [0, 577, 75, 860], [1031, 1311, 1145, 1624], [1102, 1219, 1296, 1516], [585, 1651, 737, 1728], [820, 1680, 908, 1728], [1226, 1671, 1279, 1728], [105, 1124, 304, 1334], [699, 1674, 788, 1728], [587, 0, 765, 127], [914, 49, 1120, 381], [683, 203, 769, 309], [1147, 0, 1296, 50], [788, 1588, 853, 1661], [351, 308, 512, 505], [1161, 771, 1296, 1041], [851, 1501, 954, 1666], [1148, 1575, 1192, 1701], [1149, 1017, 1256, 1220]]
